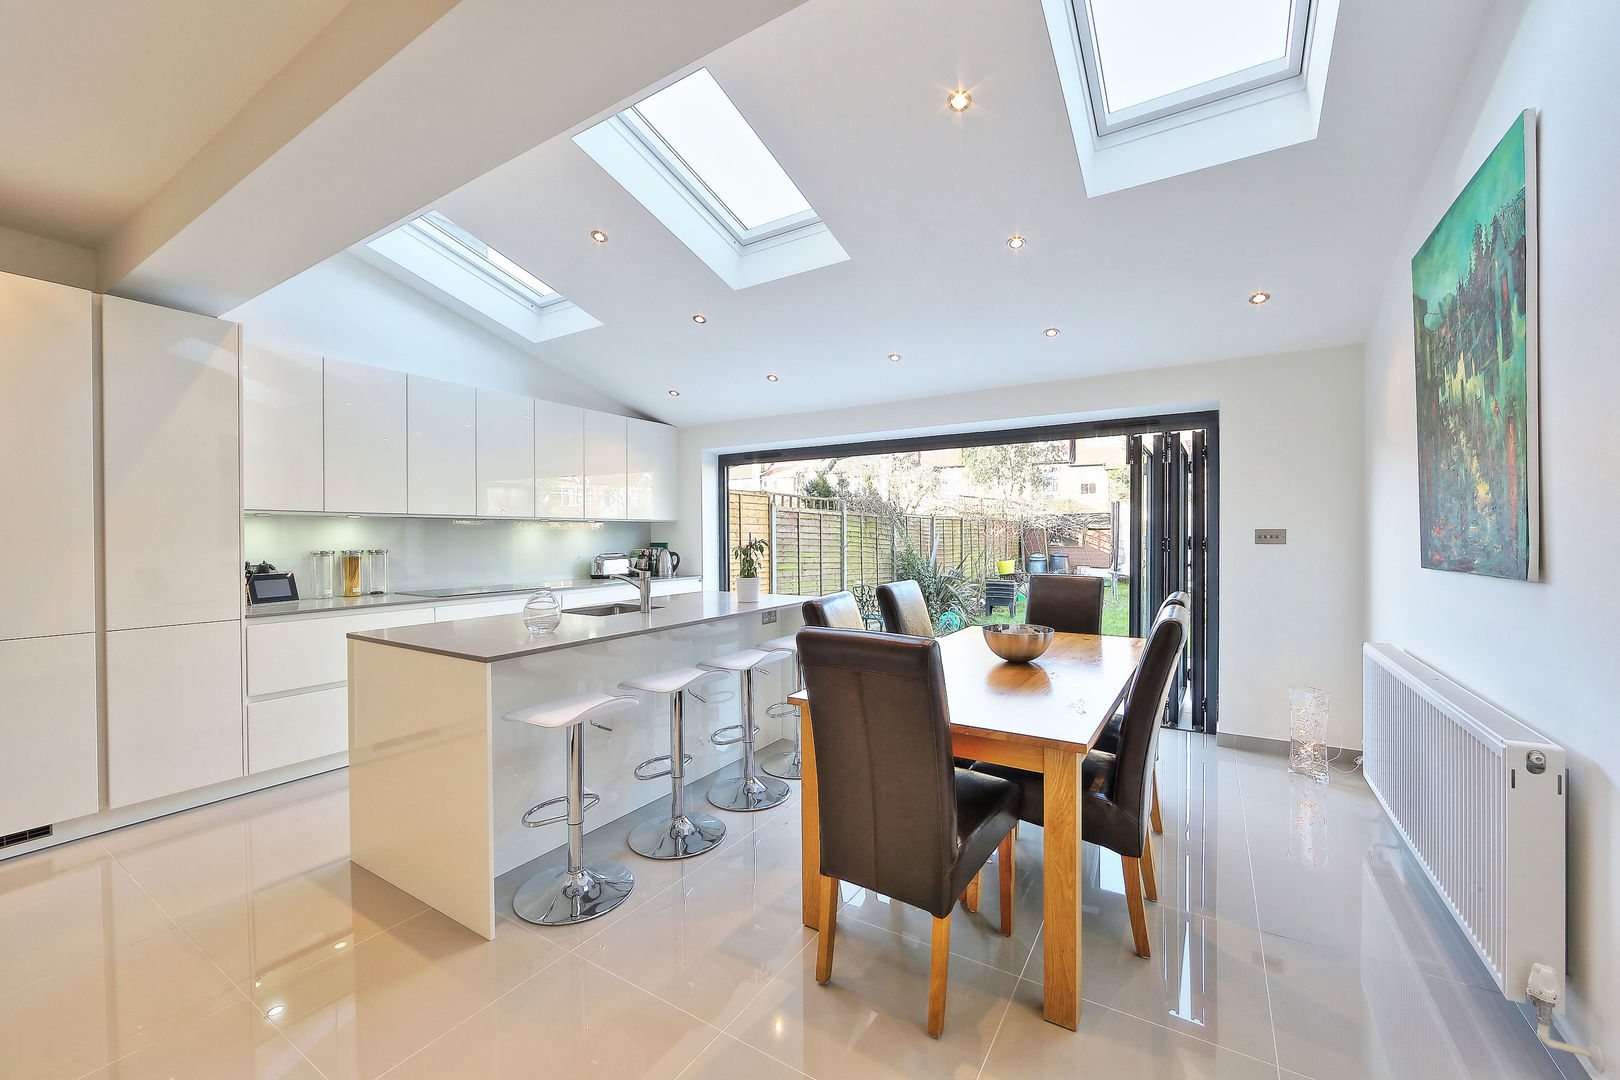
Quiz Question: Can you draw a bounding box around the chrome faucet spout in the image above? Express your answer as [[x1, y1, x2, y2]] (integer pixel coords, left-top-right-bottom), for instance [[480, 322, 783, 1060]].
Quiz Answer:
[[611, 571, 654, 614]]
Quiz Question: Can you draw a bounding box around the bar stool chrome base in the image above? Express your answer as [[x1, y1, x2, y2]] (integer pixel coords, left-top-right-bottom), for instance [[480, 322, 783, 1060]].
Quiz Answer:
[[512, 861, 634, 926], [708, 771, 791, 812], [627, 810, 727, 860]]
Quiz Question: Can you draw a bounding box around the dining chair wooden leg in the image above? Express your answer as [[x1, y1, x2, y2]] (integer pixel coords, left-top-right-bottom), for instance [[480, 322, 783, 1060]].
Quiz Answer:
[[962, 868, 981, 912], [1140, 838, 1159, 903], [816, 876, 839, 984], [928, 914, 951, 1038], [1122, 856, 1150, 958], [1150, 769, 1164, 835], [997, 833, 1016, 937]]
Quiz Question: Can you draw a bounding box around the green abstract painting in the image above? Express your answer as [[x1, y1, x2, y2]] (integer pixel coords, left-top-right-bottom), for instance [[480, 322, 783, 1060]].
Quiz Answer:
[[1411, 109, 1539, 581]]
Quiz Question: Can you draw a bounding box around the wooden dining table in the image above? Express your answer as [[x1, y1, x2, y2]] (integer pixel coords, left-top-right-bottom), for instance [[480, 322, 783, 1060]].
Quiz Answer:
[[789, 628, 1144, 1030]]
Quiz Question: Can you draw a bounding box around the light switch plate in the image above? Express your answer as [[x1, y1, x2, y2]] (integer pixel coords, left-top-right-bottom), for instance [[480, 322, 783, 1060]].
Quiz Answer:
[[1255, 529, 1287, 545], [762, 610, 778, 624]]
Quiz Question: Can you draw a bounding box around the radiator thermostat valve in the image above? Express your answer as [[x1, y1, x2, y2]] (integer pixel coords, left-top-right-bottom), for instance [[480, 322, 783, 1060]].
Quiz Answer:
[[1527, 963, 1604, 1071]]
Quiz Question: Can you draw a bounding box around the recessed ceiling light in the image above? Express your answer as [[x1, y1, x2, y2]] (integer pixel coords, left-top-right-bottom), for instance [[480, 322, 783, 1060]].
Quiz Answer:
[[947, 90, 972, 112], [888, 353, 902, 362], [1248, 291, 1271, 305], [1007, 235, 1026, 250], [691, 313, 707, 324], [266, 1004, 286, 1019], [1043, 327, 1060, 337], [766, 374, 780, 382], [667, 389, 681, 397], [590, 229, 608, 243]]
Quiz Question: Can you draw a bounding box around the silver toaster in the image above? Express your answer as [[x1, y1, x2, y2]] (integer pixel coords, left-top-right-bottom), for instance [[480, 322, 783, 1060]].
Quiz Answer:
[[591, 552, 632, 578]]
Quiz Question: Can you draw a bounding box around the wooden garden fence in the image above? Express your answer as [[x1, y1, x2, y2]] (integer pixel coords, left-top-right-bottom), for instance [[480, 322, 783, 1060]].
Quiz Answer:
[[726, 490, 1022, 597]]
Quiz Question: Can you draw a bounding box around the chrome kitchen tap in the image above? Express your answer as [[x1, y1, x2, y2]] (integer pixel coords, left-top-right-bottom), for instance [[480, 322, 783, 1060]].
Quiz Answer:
[[612, 570, 654, 614]]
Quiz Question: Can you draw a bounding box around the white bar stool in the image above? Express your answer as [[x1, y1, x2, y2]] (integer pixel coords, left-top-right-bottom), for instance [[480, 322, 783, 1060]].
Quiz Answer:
[[505, 691, 639, 926], [702, 646, 794, 812], [758, 633, 802, 780], [619, 666, 729, 859]]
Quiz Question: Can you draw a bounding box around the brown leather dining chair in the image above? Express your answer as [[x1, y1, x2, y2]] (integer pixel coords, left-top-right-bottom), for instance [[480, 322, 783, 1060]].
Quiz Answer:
[[1023, 573, 1104, 634], [795, 626, 1021, 1037], [1098, 589, 1192, 836], [972, 603, 1189, 958], [801, 591, 866, 630], [876, 579, 933, 637]]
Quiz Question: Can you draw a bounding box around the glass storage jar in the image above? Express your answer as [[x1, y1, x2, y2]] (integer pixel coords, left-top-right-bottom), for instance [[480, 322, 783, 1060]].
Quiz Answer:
[[311, 550, 335, 599], [340, 550, 364, 597], [365, 549, 389, 595]]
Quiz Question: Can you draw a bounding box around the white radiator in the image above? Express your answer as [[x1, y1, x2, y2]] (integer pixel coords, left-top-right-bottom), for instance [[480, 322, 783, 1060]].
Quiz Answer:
[[1361, 643, 1566, 1001]]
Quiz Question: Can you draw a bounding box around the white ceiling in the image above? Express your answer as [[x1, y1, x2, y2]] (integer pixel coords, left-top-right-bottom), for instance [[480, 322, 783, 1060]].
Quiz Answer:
[[0, 0, 350, 247], [424, 0, 1492, 426]]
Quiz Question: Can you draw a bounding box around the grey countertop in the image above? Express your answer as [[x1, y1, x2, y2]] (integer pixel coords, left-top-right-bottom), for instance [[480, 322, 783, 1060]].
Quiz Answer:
[[244, 576, 702, 620], [347, 591, 804, 663]]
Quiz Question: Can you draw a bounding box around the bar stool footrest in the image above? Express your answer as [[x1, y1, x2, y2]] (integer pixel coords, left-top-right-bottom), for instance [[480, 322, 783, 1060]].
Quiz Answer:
[[711, 723, 760, 747], [633, 754, 694, 781], [521, 791, 599, 828]]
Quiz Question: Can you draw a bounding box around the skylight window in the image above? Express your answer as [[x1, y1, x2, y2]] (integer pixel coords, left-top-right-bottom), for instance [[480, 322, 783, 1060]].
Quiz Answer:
[[1038, 0, 1338, 195], [363, 211, 599, 344], [1075, 0, 1311, 133], [628, 69, 813, 234], [411, 211, 564, 311], [574, 67, 847, 289]]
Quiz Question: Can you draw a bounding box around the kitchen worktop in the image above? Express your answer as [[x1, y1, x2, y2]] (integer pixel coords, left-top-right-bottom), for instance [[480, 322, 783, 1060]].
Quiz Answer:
[[346, 591, 804, 663], [245, 575, 702, 619]]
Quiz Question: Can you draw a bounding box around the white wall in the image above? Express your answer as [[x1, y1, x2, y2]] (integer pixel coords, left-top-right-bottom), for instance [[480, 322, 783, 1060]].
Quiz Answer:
[[667, 344, 1366, 747], [1363, 0, 1617, 1062], [223, 251, 630, 411], [0, 223, 95, 290]]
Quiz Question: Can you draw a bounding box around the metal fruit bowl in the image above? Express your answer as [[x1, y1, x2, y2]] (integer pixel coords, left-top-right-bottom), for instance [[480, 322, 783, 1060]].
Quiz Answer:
[[982, 623, 1055, 663]]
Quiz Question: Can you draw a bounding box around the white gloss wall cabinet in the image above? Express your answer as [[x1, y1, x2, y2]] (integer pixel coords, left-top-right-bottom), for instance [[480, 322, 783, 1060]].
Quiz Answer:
[[627, 417, 677, 521], [476, 388, 536, 517], [0, 272, 95, 641], [534, 400, 585, 519], [325, 357, 406, 514], [408, 375, 476, 516], [106, 621, 244, 809], [583, 409, 628, 520], [102, 297, 242, 631], [241, 342, 324, 512], [0, 635, 99, 833]]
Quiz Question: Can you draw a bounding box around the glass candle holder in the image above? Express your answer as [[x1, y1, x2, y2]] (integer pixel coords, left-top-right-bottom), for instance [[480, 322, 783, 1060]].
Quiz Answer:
[[523, 590, 563, 634]]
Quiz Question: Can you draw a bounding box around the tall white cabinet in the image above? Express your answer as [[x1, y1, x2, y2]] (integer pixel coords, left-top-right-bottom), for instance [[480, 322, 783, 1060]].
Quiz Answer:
[[584, 409, 628, 520], [325, 357, 407, 514], [534, 401, 585, 519], [0, 272, 99, 835], [242, 342, 324, 511], [476, 388, 536, 517], [101, 297, 244, 809], [627, 417, 678, 521], [408, 375, 476, 515]]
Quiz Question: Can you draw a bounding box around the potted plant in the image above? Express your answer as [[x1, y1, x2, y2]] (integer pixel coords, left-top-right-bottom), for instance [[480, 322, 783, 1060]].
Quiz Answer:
[[733, 537, 768, 603]]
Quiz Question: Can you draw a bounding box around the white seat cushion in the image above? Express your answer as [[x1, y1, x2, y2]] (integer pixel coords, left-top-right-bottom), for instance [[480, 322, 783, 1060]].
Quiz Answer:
[[503, 692, 637, 729], [702, 646, 793, 672], [758, 634, 797, 653], [619, 666, 727, 695]]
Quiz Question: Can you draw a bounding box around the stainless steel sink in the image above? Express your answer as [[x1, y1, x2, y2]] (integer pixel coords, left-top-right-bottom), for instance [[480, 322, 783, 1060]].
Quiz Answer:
[[571, 602, 665, 617]]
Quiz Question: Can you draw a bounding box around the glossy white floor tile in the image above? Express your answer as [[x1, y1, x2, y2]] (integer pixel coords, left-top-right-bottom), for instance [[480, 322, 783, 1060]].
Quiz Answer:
[[0, 734, 1575, 1080]]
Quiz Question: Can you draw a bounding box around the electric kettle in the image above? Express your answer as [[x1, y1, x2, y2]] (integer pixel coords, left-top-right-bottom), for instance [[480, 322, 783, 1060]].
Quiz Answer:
[[652, 545, 681, 578]]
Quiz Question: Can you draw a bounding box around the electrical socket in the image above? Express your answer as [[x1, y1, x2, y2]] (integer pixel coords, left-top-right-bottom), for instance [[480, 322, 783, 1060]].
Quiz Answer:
[[762, 610, 778, 624], [1255, 529, 1287, 545]]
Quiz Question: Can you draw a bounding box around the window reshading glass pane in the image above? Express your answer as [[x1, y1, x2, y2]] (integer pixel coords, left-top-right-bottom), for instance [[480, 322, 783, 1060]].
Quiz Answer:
[[632, 68, 811, 231], [419, 211, 557, 301], [1087, 0, 1294, 113]]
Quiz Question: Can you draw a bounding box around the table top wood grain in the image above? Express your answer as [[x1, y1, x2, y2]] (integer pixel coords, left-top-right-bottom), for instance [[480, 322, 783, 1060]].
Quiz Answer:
[[789, 628, 1144, 754]]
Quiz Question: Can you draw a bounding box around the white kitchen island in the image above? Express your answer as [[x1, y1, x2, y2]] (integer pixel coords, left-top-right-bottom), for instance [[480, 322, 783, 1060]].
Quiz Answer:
[[346, 591, 804, 937]]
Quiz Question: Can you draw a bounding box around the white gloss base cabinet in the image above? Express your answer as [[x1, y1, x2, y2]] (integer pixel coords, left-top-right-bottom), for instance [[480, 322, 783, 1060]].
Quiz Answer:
[[324, 357, 406, 514], [407, 374, 476, 516], [242, 342, 324, 512], [101, 298, 242, 631], [476, 388, 536, 518], [246, 607, 433, 698], [0, 272, 95, 642], [248, 687, 346, 774], [106, 621, 244, 810], [0, 634, 99, 835]]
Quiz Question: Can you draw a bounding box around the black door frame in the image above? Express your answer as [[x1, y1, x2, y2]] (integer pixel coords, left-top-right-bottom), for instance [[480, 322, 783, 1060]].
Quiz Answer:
[[717, 410, 1221, 733]]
